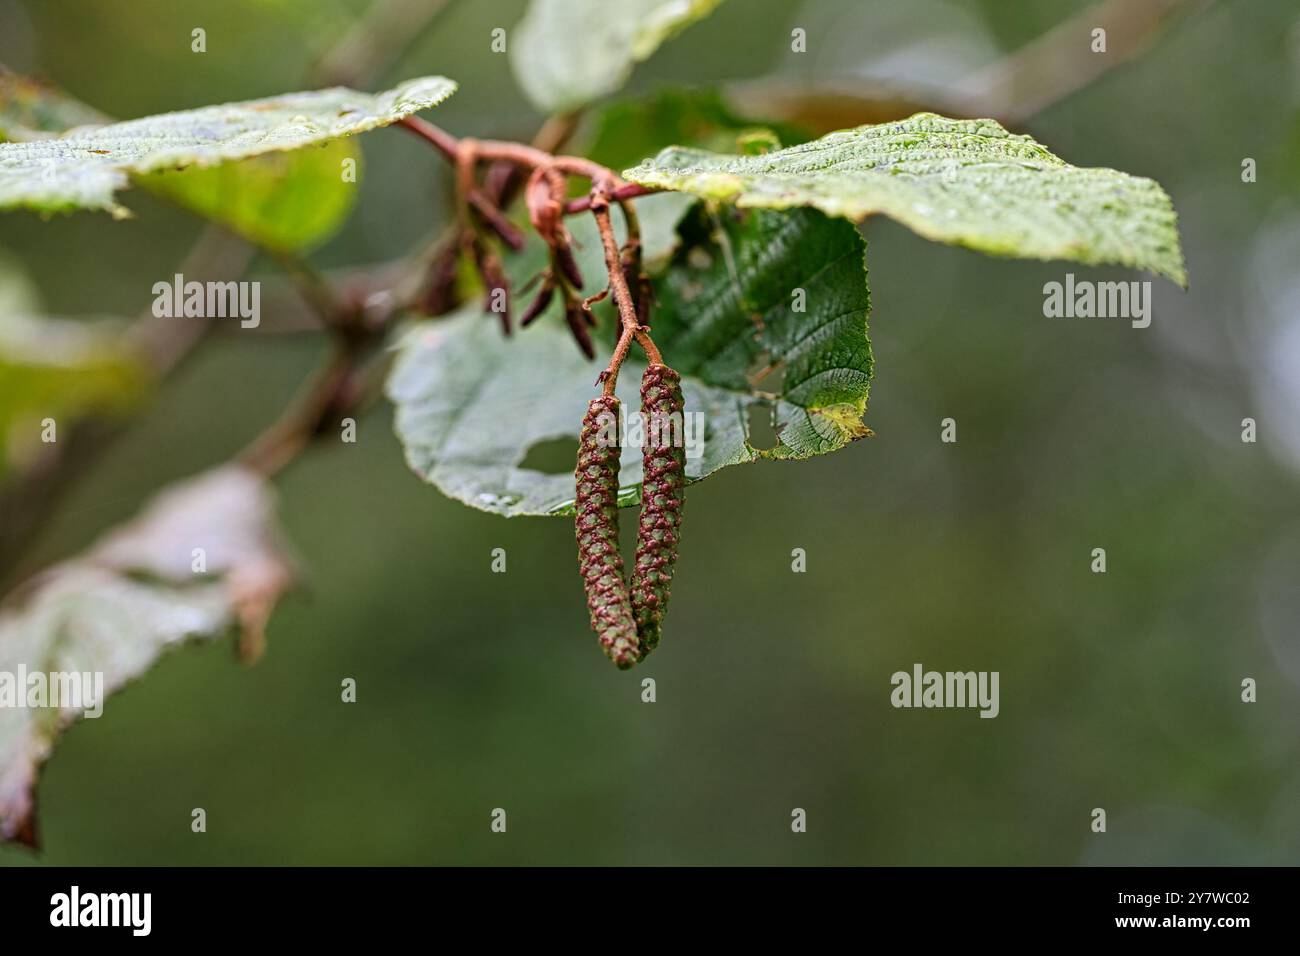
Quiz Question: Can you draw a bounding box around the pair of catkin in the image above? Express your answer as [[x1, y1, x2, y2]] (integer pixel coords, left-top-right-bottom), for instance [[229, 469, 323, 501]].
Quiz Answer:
[[575, 364, 686, 668]]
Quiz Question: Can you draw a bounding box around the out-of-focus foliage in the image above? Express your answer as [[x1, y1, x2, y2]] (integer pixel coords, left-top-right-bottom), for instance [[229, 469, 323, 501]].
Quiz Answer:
[[0, 466, 293, 847], [511, 0, 727, 112], [583, 88, 807, 171], [0, 255, 143, 479], [1, 74, 361, 250], [0, 72, 106, 140], [0, 76, 454, 215]]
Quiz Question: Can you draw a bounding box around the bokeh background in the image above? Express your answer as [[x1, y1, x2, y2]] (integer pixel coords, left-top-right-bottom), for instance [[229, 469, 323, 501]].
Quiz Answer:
[[1, 0, 1298, 865]]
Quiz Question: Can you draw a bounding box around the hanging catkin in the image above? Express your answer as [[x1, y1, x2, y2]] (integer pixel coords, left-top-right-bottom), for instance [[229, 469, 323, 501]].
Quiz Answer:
[[630, 364, 686, 654], [574, 396, 641, 668]]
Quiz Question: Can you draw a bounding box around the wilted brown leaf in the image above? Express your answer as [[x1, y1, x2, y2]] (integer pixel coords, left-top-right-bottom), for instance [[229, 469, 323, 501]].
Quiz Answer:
[[0, 465, 294, 847]]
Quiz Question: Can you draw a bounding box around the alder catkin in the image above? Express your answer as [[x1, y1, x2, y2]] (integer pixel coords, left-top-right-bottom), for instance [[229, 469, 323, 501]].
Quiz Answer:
[[630, 364, 686, 654], [575, 396, 641, 669]]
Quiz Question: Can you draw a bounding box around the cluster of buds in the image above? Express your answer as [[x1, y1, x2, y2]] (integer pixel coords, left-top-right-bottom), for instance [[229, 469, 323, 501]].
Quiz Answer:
[[518, 166, 599, 358]]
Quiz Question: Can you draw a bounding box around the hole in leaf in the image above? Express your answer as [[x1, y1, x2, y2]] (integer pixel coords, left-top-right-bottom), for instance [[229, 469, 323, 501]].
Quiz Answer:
[[746, 402, 779, 451], [520, 437, 580, 475]]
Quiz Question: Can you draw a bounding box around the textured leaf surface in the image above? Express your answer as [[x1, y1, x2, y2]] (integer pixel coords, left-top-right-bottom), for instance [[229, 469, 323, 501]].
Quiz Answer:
[[0, 73, 362, 249], [0, 466, 294, 847], [0, 76, 455, 216], [510, 0, 726, 113], [387, 204, 871, 517], [626, 112, 1186, 285]]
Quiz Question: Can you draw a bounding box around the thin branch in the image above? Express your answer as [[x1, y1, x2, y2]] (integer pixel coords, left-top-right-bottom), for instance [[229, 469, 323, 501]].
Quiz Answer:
[[399, 117, 615, 183], [529, 111, 582, 155], [270, 249, 347, 330], [564, 182, 658, 215], [310, 0, 454, 88], [237, 347, 355, 477], [724, 0, 1212, 132], [399, 113, 459, 159], [590, 182, 660, 394], [960, 0, 1213, 125], [125, 225, 257, 371]]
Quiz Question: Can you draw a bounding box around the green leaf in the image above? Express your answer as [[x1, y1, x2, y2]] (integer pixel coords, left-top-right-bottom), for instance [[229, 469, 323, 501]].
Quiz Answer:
[[583, 88, 808, 172], [387, 204, 871, 517], [0, 72, 363, 250], [0, 256, 146, 479], [583, 88, 808, 264], [140, 138, 361, 252], [651, 204, 874, 452], [0, 466, 294, 847], [0, 75, 455, 217], [0, 317, 145, 478], [510, 0, 726, 113], [625, 112, 1187, 286]]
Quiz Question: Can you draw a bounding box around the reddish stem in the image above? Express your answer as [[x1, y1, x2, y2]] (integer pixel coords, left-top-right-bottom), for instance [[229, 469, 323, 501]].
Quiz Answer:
[[401, 116, 629, 200], [400, 115, 458, 160], [564, 182, 658, 214], [590, 182, 660, 394]]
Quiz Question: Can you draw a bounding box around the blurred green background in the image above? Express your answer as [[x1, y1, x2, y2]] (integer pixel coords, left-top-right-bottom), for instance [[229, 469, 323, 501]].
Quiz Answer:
[[1, 0, 1298, 865]]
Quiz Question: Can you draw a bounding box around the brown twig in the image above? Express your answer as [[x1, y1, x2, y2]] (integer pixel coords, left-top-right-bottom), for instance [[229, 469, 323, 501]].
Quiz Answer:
[[725, 0, 1212, 132], [271, 249, 347, 330], [959, 0, 1212, 125], [564, 183, 658, 215], [235, 339, 391, 479], [399, 116, 615, 185], [589, 181, 660, 394], [309, 0, 454, 88], [481, 110, 581, 209]]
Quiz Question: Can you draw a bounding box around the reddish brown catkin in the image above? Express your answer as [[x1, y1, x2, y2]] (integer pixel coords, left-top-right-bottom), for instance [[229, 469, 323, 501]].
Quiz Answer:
[[575, 396, 641, 669], [630, 364, 686, 654]]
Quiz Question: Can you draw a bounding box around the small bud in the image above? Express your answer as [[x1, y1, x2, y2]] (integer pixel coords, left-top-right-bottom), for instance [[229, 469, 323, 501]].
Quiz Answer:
[[565, 302, 595, 359], [521, 282, 556, 327], [554, 241, 585, 290]]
